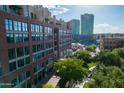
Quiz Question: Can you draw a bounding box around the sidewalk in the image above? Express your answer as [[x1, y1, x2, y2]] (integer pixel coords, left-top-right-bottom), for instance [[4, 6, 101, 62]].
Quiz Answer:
[[46, 75, 60, 87]]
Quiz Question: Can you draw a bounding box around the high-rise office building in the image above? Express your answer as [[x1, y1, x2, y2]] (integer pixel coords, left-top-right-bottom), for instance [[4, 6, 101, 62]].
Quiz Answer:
[[81, 13, 94, 35], [70, 19, 80, 35], [0, 5, 71, 88]]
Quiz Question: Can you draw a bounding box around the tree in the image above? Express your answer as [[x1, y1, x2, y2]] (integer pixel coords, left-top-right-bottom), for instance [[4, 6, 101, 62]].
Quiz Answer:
[[85, 44, 97, 52], [112, 47, 124, 59], [74, 50, 91, 63], [54, 58, 88, 87], [97, 50, 121, 67], [89, 64, 124, 88]]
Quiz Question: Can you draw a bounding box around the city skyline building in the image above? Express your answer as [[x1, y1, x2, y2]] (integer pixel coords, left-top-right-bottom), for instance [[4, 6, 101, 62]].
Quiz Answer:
[[81, 13, 94, 35], [70, 19, 80, 35]]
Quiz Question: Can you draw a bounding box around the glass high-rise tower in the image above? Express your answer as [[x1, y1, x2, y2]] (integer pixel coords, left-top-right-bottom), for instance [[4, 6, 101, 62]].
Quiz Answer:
[[70, 19, 80, 35], [81, 13, 94, 35]]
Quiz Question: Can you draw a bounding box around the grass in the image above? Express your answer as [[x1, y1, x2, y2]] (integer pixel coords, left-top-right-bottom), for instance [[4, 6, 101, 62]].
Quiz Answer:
[[88, 62, 97, 68]]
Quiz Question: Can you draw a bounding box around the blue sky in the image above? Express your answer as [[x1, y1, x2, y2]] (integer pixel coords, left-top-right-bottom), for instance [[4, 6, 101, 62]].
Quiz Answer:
[[45, 5, 124, 34]]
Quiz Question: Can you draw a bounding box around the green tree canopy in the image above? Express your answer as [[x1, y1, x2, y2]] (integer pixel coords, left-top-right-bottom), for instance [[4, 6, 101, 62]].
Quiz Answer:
[[74, 50, 91, 63], [89, 64, 124, 88], [112, 47, 124, 59], [54, 58, 88, 84], [97, 50, 121, 67]]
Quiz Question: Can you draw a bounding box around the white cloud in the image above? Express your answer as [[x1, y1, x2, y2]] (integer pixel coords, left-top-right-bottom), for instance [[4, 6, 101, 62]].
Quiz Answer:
[[43, 5, 56, 9], [94, 23, 124, 34], [43, 5, 69, 15]]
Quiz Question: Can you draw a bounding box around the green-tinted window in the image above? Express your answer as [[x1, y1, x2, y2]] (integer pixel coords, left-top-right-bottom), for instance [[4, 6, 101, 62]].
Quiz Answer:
[[26, 71, 30, 78], [17, 47, 24, 57], [25, 57, 30, 64], [6, 33, 15, 43], [8, 48, 16, 60], [17, 59, 24, 68], [9, 61, 17, 72]]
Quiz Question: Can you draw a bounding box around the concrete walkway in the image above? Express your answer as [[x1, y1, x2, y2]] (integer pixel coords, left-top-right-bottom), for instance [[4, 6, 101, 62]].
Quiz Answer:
[[46, 75, 60, 87]]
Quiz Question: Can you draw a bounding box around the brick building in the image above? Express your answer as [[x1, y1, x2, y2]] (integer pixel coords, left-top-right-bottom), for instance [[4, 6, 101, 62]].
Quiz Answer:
[[0, 5, 71, 88]]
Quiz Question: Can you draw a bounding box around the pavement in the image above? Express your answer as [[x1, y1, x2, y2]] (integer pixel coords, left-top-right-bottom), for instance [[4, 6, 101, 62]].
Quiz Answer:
[[46, 75, 60, 87]]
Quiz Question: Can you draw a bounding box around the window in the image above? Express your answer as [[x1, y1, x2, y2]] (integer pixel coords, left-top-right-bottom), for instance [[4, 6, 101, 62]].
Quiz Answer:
[[11, 78, 18, 87], [37, 44, 41, 51], [36, 25, 39, 32], [37, 35, 40, 41], [24, 47, 29, 55], [34, 67, 37, 73], [5, 19, 13, 31], [22, 23, 25, 31], [25, 23, 27, 31], [9, 61, 17, 72], [32, 34, 35, 41], [40, 26, 43, 33], [33, 52, 44, 62], [25, 57, 30, 64], [38, 71, 42, 82], [40, 34, 43, 40], [0, 64, 2, 76], [18, 34, 23, 42], [36, 35, 38, 41], [6, 33, 15, 43], [8, 48, 16, 60], [49, 28, 53, 35], [22, 23, 27, 31], [26, 71, 30, 78], [44, 34, 48, 40], [17, 47, 24, 57], [18, 22, 21, 31], [13, 21, 18, 31], [17, 59, 24, 68], [18, 73, 25, 83], [33, 54, 37, 62], [23, 34, 29, 42], [33, 45, 37, 53], [15, 34, 19, 43], [31, 24, 35, 32]]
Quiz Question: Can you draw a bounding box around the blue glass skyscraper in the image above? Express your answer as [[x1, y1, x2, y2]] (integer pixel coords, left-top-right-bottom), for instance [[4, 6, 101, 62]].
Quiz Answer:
[[81, 13, 94, 35], [70, 19, 80, 35]]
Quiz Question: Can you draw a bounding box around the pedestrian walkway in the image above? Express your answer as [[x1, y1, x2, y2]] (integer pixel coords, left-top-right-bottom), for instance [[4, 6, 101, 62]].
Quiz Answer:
[[46, 75, 60, 87]]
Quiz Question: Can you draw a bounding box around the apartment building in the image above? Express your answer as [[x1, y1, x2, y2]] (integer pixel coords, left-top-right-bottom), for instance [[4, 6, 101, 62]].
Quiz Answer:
[[100, 38, 124, 50], [0, 5, 71, 88], [93, 33, 124, 50]]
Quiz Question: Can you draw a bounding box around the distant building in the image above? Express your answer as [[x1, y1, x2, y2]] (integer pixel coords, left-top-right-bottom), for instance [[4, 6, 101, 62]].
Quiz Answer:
[[94, 33, 124, 50], [70, 19, 80, 35], [81, 13, 94, 35], [100, 38, 124, 50]]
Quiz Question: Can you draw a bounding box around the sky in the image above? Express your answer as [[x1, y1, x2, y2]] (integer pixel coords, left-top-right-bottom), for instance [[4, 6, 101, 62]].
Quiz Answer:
[[44, 5, 124, 34]]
